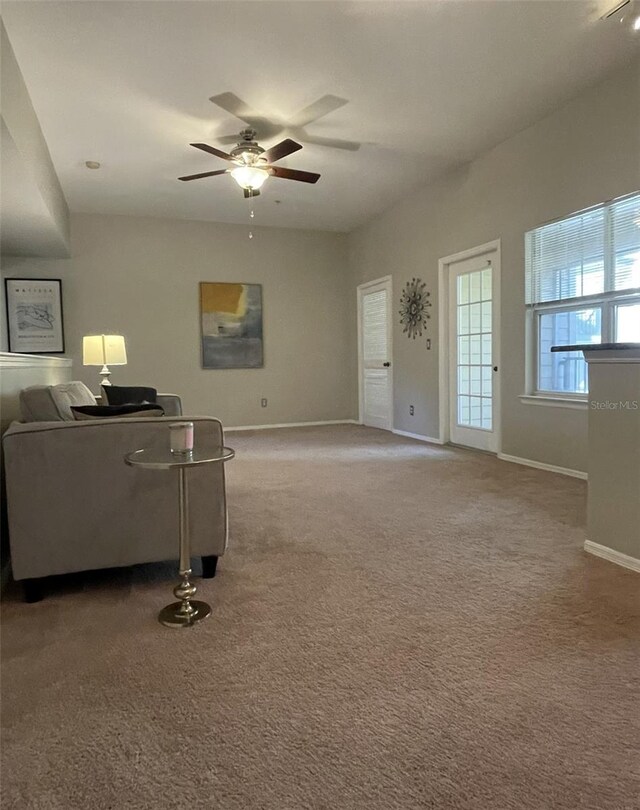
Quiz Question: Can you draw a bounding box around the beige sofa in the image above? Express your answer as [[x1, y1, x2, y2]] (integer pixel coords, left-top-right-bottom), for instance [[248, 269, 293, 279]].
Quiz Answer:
[[2, 385, 229, 601]]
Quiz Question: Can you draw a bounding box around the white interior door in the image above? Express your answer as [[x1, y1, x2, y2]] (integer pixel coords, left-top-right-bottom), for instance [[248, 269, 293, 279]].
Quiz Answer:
[[448, 252, 500, 452], [358, 277, 392, 430]]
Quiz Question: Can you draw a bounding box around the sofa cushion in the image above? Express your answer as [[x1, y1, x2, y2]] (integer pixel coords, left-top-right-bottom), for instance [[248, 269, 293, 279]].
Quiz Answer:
[[71, 403, 165, 420], [101, 385, 158, 406], [20, 381, 97, 422], [19, 386, 62, 422]]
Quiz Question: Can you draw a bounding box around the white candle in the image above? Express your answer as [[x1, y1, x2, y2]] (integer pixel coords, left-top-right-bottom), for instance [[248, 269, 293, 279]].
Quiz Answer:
[[169, 422, 194, 454]]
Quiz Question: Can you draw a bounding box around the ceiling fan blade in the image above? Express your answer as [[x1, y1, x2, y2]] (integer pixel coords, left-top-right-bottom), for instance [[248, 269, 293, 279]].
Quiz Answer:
[[261, 138, 303, 164], [190, 142, 235, 161], [210, 92, 283, 140], [298, 133, 361, 152], [268, 165, 320, 184], [243, 188, 261, 198], [178, 169, 229, 182], [288, 95, 348, 128], [209, 92, 260, 124]]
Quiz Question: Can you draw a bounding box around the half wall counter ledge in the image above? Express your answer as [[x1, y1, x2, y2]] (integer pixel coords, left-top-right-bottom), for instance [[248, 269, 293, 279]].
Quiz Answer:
[[550, 343, 640, 355], [551, 343, 640, 572]]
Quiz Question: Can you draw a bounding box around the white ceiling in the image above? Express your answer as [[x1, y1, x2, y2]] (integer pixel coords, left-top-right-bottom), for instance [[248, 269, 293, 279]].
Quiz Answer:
[[2, 1, 638, 233]]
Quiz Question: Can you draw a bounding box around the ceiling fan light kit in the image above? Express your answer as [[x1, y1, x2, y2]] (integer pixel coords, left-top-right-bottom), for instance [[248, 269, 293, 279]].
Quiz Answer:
[[230, 165, 269, 191], [178, 124, 320, 198]]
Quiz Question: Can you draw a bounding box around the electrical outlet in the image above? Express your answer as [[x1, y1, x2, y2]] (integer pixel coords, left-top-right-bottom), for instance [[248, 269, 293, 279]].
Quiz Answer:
[[261, 398, 268, 408], [409, 405, 414, 416], [426, 339, 431, 350]]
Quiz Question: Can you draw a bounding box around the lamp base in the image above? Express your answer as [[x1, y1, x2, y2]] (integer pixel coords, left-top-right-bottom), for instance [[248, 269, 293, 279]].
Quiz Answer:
[[99, 365, 112, 386]]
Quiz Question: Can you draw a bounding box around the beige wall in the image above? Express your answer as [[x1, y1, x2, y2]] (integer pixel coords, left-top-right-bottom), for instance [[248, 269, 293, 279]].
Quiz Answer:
[[1, 213, 353, 427], [1, 21, 70, 258], [586, 354, 640, 561], [348, 59, 640, 472]]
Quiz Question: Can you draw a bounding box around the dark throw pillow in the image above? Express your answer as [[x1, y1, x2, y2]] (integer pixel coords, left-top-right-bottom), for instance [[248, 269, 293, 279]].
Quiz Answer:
[[71, 403, 165, 421], [101, 385, 158, 406]]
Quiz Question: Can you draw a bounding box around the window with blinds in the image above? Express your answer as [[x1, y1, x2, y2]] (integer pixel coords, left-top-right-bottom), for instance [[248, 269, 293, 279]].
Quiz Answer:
[[525, 192, 640, 305], [524, 192, 640, 397]]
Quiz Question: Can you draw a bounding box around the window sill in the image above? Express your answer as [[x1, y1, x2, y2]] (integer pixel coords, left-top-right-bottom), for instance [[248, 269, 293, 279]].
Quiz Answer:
[[519, 394, 588, 410]]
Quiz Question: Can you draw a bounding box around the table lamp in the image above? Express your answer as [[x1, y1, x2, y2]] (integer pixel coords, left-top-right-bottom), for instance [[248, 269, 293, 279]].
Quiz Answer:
[[83, 334, 127, 387]]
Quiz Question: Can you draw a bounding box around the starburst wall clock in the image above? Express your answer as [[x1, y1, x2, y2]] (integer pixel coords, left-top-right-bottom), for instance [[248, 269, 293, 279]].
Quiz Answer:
[[399, 278, 431, 339]]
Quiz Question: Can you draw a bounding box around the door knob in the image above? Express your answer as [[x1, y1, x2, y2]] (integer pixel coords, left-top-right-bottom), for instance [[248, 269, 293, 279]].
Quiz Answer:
[[383, 362, 391, 367], [493, 366, 498, 372]]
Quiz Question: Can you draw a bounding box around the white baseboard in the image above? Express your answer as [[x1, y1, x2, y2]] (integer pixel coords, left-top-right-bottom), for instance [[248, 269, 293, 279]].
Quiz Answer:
[[225, 419, 358, 432], [498, 452, 587, 480], [392, 428, 444, 445], [584, 540, 640, 573]]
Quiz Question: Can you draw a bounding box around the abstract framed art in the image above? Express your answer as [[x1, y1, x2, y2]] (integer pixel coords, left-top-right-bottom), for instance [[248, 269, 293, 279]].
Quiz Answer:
[[200, 282, 263, 369], [4, 278, 65, 354]]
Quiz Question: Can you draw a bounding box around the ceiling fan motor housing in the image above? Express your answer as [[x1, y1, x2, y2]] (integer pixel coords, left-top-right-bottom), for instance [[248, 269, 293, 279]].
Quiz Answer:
[[230, 128, 265, 163]]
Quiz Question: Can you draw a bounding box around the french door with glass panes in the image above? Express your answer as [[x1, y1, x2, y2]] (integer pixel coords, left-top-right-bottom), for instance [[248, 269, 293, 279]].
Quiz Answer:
[[448, 251, 500, 452]]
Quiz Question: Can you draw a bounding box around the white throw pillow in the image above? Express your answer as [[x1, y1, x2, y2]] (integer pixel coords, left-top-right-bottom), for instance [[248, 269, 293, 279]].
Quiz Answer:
[[49, 382, 97, 420]]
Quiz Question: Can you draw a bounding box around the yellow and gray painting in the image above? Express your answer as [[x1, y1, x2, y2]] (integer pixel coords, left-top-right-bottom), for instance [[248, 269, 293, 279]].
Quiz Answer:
[[200, 282, 263, 369]]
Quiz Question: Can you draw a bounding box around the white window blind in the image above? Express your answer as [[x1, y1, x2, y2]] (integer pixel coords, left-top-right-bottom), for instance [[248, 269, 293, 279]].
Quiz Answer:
[[362, 289, 388, 362], [612, 193, 640, 291], [525, 192, 640, 305]]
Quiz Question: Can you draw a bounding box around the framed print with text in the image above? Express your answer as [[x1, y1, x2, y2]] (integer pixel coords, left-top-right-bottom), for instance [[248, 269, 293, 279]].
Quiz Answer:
[[5, 278, 65, 354]]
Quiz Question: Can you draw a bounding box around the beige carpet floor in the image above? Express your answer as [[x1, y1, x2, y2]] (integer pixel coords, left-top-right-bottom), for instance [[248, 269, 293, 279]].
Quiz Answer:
[[1, 425, 638, 810]]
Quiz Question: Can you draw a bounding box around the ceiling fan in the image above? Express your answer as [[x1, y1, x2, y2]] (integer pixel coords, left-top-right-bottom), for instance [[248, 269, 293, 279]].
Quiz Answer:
[[178, 128, 320, 198], [210, 92, 361, 152]]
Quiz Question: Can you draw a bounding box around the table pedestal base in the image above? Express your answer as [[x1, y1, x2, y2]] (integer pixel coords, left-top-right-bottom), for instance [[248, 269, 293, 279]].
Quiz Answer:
[[158, 600, 211, 628]]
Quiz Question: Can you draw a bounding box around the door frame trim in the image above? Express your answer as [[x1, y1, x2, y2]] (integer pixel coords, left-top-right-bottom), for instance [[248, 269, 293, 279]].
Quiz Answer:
[[357, 275, 393, 428], [438, 240, 501, 451]]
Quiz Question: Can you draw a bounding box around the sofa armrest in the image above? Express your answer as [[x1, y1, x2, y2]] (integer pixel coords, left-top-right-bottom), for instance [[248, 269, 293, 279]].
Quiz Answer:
[[2, 415, 229, 580], [156, 394, 182, 416]]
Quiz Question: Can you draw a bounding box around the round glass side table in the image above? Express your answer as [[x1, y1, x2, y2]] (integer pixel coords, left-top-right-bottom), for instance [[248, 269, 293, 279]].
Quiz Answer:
[[125, 445, 235, 628]]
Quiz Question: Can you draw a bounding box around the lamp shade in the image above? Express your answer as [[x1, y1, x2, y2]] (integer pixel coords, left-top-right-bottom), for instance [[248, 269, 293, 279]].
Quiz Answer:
[[82, 335, 127, 366]]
